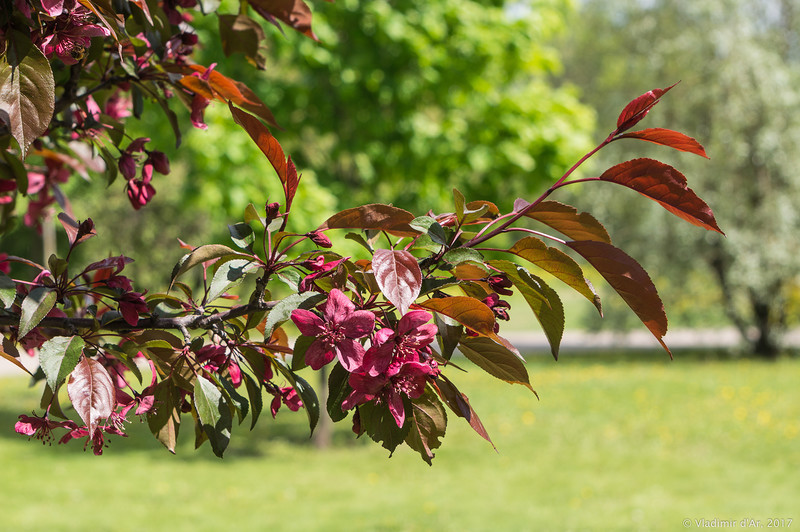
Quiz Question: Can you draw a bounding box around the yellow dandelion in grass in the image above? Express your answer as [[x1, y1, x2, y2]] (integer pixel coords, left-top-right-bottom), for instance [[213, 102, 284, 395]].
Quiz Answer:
[[521, 411, 535, 426], [783, 423, 799, 440], [756, 410, 772, 427], [734, 406, 748, 422], [720, 386, 735, 401]]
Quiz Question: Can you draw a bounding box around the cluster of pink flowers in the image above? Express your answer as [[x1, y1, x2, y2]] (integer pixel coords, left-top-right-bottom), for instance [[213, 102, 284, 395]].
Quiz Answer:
[[291, 289, 441, 428]]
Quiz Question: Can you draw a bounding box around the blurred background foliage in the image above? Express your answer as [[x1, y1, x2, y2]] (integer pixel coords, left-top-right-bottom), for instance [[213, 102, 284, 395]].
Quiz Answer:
[[5, 0, 799, 357], [559, 0, 800, 356]]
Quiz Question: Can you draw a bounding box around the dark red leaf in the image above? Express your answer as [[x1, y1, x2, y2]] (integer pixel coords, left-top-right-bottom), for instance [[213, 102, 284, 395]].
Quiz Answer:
[[616, 83, 677, 134], [405, 389, 447, 465], [522, 201, 611, 243], [286, 156, 300, 210], [248, 0, 317, 40], [229, 103, 287, 184], [617, 128, 708, 158], [67, 357, 115, 437], [433, 375, 495, 449], [566, 240, 671, 357], [372, 249, 422, 315], [599, 158, 723, 234], [319, 204, 417, 237]]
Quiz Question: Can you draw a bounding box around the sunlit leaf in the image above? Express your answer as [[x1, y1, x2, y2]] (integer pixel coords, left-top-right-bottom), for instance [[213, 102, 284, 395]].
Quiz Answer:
[[147, 380, 181, 453], [170, 244, 246, 288], [206, 258, 257, 304], [405, 388, 447, 465], [67, 357, 115, 437], [599, 158, 723, 233], [0, 41, 54, 157], [39, 335, 85, 390], [0, 335, 31, 375], [418, 296, 495, 338], [489, 260, 565, 360], [229, 103, 286, 182], [18, 286, 56, 339], [567, 240, 671, 357], [509, 236, 600, 312], [0, 271, 16, 309], [458, 336, 536, 395], [521, 200, 611, 243], [615, 82, 677, 133], [248, 0, 317, 40], [320, 204, 417, 237], [433, 375, 494, 449], [194, 375, 232, 458], [373, 249, 422, 315], [617, 128, 708, 158]]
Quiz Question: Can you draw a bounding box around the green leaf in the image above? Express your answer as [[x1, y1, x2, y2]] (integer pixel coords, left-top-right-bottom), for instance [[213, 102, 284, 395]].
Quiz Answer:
[[218, 374, 250, 424], [242, 372, 263, 430], [206, 258, 257, 303], [264, 292, 326, 339], [458, 336, 536, 395], [442, 247, 483, 266], [0, 335, 31, 376], [39, 335, 85, 391], [509, 237, 600, 314], [326, 362, 351, 422], [194, 375, 232, 458], [410, 216, 447, 246], [196, 0, 221, 14], [405, 388, 447, 465], [359, 400, 411, 454], [244, 203, 265, 229], [0, 271, 16, 309], [0, 37, 54, 157], [147, 380, 181, 453], [274, 360, 319, 434], [169, 244, 244, 288], [18, 286, 56, 339], [434, 313, 462, 360], [228, 222, 255, 250], [489, 260, 565, 359], [433, 375, 494, 449], [290, 335, 315, 371]]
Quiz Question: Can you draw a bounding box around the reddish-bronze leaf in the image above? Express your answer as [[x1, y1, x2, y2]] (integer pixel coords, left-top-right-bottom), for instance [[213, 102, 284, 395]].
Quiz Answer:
[[522, 200, 611, 243], [616, 83, 677, 133], [567, 240, 671, 357], [617, 128, 709, 158], [229, 103, 287, 184], [599, 158, 723, 234], [372, 249, 422, 316], [418, 296, 496, 337], [319, 204, 417, 237], [0, 40, 54, 157], [458, 337, 536, 395], [67, 357, 115, 437], [433, 375, 494, 449], [248, 0, 317, 40], [509, 236, 599, 307], [170, 64, 279, 128], [286, 156, 300, 209]]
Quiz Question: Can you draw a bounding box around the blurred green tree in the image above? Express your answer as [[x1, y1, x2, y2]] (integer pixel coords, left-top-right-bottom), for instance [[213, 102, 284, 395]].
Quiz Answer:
[[247, 0, 595, 211], [562, 0, 800, 357]]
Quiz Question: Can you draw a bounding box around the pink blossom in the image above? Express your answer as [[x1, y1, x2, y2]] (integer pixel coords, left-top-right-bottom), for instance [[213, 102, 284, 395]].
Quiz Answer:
[[0, 252, 9, 274], [360, 310, 438, 377], [190, 94, 210, 130], [270, 387, 303, 417], [117, 291, 148, 326], [342, 360, 435, 428], [38, 7, 110, 65], [126, 178, 156, 209], [104, 90, 132, 120], [290, 289, 375, 371], [15, 413, 78, 444]]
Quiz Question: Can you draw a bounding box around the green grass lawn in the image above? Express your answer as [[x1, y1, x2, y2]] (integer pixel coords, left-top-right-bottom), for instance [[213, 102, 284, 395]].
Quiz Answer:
[[0, 352, 797, 531]]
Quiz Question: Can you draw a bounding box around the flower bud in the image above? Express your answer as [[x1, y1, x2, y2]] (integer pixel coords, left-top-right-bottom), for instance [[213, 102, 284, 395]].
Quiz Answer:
[[149, 151, 170, 174], [118, 153, 136, 180], [306, 231, 332, 248]]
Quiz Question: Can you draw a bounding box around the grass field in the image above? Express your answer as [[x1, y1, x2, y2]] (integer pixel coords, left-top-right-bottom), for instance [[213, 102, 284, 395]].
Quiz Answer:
[[0, 351, 797, 531]]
